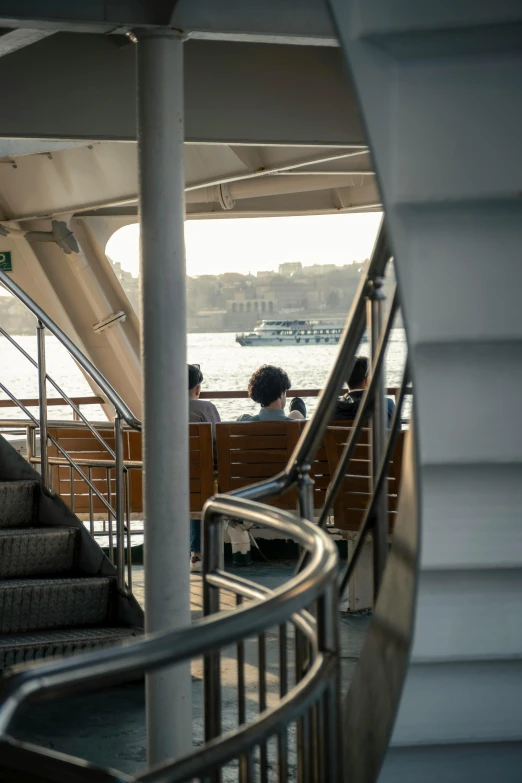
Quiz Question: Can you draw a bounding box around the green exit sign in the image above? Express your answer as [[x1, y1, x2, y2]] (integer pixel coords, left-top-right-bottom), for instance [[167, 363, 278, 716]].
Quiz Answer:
[[0, 252, 12, 272]]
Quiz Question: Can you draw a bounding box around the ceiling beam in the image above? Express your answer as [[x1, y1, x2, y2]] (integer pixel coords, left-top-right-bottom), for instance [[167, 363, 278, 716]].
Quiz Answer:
[[0, 0, 337, 45], [0, 27, 53, 56], [0, 34, 364, 145]]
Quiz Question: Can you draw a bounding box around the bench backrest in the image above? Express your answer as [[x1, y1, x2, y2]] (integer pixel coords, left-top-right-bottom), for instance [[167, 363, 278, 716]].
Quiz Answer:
[[215, 421, 302, 509], [47, 423, 215, 516], [323, 424, 405, 532]]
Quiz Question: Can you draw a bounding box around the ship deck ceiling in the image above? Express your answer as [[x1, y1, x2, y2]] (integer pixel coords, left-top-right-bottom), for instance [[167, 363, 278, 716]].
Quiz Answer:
[[0, 139, 379, 224], [0, 27, 380, 223]]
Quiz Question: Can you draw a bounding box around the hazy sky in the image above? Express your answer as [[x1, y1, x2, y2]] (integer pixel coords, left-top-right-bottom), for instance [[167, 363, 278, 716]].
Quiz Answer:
[[106, 213, 382, 277]]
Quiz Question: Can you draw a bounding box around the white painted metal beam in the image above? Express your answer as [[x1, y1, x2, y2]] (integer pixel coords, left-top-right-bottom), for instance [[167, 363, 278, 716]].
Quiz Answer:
[[0, 142, 377, 222]]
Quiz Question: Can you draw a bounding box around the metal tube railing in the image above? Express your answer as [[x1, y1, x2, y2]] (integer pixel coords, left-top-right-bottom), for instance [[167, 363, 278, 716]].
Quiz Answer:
[[36, 320, 49, 491], [338, 361, 411, 597], [0, 269, 141, 431], [0, 274, 141, 595], [316, 288, 399, 530]]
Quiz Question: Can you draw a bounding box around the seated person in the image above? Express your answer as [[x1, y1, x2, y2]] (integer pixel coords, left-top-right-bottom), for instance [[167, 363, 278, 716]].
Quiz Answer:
[[333, 355, 395, 425], [237, 364, 306, 421], [188, 363, 221, 430], [188, 363, 220, 574]]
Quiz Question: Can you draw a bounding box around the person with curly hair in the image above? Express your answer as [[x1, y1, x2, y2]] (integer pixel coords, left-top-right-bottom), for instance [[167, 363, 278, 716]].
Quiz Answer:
[[237, 364, 306, 421]]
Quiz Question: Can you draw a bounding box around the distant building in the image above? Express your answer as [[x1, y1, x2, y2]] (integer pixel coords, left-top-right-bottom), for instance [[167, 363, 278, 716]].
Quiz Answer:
[[257, 270, 277, 279], [301, 264, 338, 277], [278, 261, 302, 276]]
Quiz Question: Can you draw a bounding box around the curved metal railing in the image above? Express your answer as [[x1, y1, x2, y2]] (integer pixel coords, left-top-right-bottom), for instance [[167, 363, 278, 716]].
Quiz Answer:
[[0, 499, 340, 783]]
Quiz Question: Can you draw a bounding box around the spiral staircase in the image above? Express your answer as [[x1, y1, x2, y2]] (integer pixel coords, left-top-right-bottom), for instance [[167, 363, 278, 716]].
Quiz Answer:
[[0, 2, 519, 781]]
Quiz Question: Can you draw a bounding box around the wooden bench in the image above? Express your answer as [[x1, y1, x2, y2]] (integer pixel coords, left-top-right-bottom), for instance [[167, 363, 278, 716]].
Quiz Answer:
[[215, 421, 302, 509], [47, 423, 215, 518], [322, 423, 406, 610], [324, 424, 405, 533]]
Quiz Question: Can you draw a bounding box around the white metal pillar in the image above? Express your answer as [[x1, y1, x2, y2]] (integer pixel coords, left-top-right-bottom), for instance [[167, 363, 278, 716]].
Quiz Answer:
[[136, 31, 192, 765]]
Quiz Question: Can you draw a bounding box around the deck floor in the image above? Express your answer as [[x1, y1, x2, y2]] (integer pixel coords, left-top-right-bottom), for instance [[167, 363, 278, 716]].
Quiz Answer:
[[10, 562, 370, 777]]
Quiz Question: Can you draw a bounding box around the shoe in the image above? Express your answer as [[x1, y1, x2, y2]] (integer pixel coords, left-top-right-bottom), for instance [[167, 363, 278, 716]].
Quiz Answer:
[[190, 555, 202, 573]]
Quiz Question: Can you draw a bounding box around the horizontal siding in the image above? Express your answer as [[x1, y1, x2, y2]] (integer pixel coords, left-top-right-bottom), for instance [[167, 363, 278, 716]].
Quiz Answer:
[[390, 660, 522, 746], [411, 568, 522, 660], [420, 463, 522, 569], [331, 1, 522, 778], [380, 741, 522, 783]]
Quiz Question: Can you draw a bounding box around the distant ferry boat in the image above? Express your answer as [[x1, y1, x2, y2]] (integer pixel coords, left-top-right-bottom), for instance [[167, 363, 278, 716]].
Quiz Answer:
[[236, 319, 356, 346]]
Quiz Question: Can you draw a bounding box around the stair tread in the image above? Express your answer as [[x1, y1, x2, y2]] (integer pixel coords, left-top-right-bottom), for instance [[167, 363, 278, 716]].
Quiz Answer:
[[0, 527, 78, 536], [0, 481, 38, 529], [0, 576, 112, 587], [0, 576, 115, 634], [0, 527, 79, 579], [0, 626, 142, 647]]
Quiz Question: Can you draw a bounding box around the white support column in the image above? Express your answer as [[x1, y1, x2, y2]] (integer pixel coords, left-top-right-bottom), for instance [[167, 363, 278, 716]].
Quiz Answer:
[[136, 31, 192, 765]]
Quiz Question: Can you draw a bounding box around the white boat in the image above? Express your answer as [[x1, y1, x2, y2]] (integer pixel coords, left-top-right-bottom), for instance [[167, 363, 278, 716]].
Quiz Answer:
[[236, 319, 350, 346]]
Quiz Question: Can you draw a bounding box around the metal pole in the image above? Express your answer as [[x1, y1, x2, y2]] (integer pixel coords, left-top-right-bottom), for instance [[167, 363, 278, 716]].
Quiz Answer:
[[36, 320, 49, 492], [367, 277, 388, 597], [114, 415, 125, 593], [297, 463, 314, 522], [136, 30, 192, 765]]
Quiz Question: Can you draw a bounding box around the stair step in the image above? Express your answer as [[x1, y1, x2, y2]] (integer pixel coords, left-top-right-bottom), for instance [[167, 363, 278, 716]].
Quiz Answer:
[[0, 527, 79, 579], [0, 577, 114, 634], [0, 626, 142, 670], [0, 482, 38, 530]]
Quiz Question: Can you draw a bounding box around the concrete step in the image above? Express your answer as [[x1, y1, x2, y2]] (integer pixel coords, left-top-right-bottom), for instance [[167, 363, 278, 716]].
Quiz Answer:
[[0, 482, 38, 530], [0, 527, 79, 579], [0, 577, 115, 634], [0, 626, 142, 670]]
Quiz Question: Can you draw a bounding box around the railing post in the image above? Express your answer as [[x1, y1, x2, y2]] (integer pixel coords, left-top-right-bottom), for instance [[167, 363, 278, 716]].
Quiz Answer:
[[36, 319, 49, 492], [367, 276, 388, 597], [317, 582, 343, 782], [114, 415, 126, 593], [25, 425, 33, 462], [203, 511, 223, 783], [297, 463, 314, 521]]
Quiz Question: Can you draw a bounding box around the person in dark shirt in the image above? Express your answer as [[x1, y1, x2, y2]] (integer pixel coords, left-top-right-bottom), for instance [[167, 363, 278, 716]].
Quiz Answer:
[[333, 355, 395, 425]]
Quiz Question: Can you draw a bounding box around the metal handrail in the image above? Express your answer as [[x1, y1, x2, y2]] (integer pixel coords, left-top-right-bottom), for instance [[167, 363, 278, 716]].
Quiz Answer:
[[0, 269, 141, 431], [0, 499, 340, 781], [0, 272, 142, 592]]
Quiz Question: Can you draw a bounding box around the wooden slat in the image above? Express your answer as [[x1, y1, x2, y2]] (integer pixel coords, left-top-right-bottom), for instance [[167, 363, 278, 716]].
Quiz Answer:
[[48, 438, 115, 453], [53, 451, 116, 463], [229, 450, 293, 465], [329, 424, 371, 444], [228, 435, 289, 451], [224, 421, 301, 436], [49, 427, 113, 439], [230, 462, 287, 479], [337, 492, 399, 511]]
